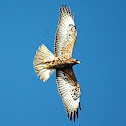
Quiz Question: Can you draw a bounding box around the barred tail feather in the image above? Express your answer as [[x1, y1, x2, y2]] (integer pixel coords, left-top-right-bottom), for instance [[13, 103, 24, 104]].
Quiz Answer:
[[33, 44, 55, 82]]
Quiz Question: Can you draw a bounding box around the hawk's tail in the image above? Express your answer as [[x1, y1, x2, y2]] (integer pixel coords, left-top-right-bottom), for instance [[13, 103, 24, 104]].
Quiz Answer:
[[33, 44, 55, 82]]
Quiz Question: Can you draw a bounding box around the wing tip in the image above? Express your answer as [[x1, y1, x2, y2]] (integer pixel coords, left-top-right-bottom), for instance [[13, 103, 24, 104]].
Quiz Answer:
[[79, 102, 81, 110], [76, 108, 78, 118], [74, 111, 76, 121], [67, 104, 81, 122], [60, 5, 72, 16]]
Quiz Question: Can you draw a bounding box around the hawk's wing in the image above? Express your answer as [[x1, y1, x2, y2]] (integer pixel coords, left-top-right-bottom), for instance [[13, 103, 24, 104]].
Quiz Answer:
[[55, 5, 77, 59], [56, 67, 81, 121]]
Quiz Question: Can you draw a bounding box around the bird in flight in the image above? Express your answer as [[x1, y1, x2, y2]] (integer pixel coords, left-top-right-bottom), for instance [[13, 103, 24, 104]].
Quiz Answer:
[[33, 5, 81, 121]]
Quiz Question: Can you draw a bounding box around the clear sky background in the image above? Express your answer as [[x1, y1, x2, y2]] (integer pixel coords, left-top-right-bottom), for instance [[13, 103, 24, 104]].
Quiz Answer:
[[0, 0, 126, 126]]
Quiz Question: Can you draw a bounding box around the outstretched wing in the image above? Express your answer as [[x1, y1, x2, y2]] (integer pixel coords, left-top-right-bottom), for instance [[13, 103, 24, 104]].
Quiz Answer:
[[55, 5, 77, 59], [56, 67, 81, 121]]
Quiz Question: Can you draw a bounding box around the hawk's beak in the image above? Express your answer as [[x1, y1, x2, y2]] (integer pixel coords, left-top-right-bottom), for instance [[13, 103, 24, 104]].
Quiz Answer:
[[76, 60, 80, 64]]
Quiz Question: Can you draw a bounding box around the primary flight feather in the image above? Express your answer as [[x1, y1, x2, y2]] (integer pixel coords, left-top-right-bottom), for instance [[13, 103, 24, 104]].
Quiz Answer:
[[33, 5, 81, 121]]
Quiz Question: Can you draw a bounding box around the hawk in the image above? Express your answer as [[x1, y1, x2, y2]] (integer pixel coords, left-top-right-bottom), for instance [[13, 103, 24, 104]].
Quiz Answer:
[[33, 5, 81, 121]]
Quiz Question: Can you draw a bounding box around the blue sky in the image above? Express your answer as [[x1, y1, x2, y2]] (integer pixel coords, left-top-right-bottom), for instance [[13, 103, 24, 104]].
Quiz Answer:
[[0, 0, 126, 126]]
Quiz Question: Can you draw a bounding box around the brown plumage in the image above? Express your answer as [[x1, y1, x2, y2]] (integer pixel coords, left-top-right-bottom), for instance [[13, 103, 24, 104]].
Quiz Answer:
[[33, 5, 81, 121]]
